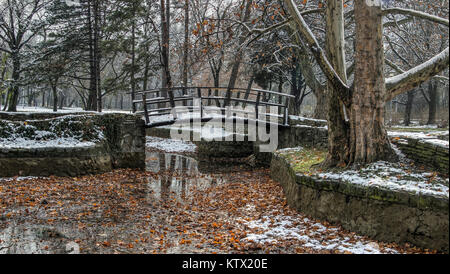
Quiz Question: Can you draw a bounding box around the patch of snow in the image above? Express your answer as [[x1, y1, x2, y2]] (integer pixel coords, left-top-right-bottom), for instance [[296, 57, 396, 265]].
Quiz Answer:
[[390, 142, 411, 164], [388, 131, 449, 149], [241, 214, 398, 254], [0, 138, 98, 149], [146, 136, 197, 153], [3, 106, 132, 114], [316, 161, 449, 199], [0, 176, 42, 182], [386, 47, 449, 89], [390, 124, 439, 129], [289, 115, 327, 123], [294, 124, 328, 130], [276, 147, 304, 153], [388, 130, 449, 139], [423, 139, 449, 148], [0, 116, 105, 149]]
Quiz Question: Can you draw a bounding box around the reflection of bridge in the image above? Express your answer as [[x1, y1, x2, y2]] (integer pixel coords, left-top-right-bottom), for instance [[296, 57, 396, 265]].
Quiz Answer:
[[132, 87, 295, 128]]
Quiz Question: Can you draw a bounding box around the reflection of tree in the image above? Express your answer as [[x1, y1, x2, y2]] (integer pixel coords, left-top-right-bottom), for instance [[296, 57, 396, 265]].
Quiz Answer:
[[149, 153, 201, 202]]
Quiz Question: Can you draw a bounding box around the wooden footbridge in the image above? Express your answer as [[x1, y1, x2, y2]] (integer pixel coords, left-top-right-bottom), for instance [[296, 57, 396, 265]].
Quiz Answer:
[[132, 87, 295, 128]]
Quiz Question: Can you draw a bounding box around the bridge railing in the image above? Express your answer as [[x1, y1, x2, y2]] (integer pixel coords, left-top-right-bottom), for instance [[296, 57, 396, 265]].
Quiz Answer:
[[132, 87, 295, 127]]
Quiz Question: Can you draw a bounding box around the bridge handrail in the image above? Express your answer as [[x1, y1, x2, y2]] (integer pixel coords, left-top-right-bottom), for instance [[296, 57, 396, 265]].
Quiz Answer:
[[134, 86, 295, 99]]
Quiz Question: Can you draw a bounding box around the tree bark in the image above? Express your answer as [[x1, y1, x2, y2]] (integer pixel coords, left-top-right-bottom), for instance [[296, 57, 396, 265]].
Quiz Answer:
[[52, 85, 58, 112], [160, 0, 171, 105], [349, 0, 393, 166], [131, 7, 137, 113], [224, 0, 253, 107], [427, 80, 437, 125], [182, 0, 189, 93], [94, 0, 102, 112], [323, 0, 350, 167], [313, 88, 327, 120], [404, 90, 415, 126], [87, 0, 97, 111], [7, 54, 21, 112]]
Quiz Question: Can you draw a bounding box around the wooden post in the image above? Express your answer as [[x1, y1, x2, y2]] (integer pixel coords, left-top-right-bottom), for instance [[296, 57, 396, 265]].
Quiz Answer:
[[197, 88, 203, 119], [283, 97, 290, 126], [167, 87, 177, 119], [255, 91, 261, 121], [143, 92, 150, 124], [207, 88, 212, 106]]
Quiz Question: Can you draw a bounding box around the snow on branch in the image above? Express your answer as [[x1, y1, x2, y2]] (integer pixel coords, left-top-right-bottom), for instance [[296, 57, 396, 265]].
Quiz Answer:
[[382, 8, 449, 27], [385, 47, 449, 102]]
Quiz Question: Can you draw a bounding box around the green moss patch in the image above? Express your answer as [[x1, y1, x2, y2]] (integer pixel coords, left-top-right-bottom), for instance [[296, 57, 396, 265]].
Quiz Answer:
[[276, 147, 327, 173]]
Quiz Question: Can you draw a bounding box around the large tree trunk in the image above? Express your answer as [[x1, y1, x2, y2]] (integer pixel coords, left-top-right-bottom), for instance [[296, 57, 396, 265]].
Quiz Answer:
[[182, 0, 189, 94], [94, 0, 102, 112], [349, 0, 393, 166], [86, 0, 97, 111], [131, 9, 137, 113], [224, 0, 252, 107], [323, 0, 351, 167], [7, 54, 21, 112], [313, 88, 327, 120], [160, 0, 172, 108]]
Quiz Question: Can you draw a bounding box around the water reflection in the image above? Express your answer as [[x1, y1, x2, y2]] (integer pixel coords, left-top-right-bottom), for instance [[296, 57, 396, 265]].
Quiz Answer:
[[0, 225, 73, 254], [146, 152, 225, 202]]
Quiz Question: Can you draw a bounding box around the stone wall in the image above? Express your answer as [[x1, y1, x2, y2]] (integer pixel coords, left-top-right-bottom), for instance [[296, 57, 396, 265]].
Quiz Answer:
[[0, 112, 93, 121], [97, 113, 146, 170], [0, 113, 145, 177], [278, 125, 328, 149], [271, 154, 449, 252], [392, 137, 449, 175], [0, 146, 112, 177]]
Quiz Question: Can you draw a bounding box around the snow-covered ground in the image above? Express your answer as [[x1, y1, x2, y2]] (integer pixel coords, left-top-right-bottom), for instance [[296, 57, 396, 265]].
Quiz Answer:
[[0, 116, 105, 149], [0, 137, 98, 149], [316, 161, 449, 199], [289, 115, 327, 124], [0, 176, 42, 182], [241, 212, 397, 254], [276, 147, 304, 153], [388, 130, 449, 148], [3, 106, 132, 114], [294, 124, 328, 130], [388, 130, 449, 139], [389, 124, 439, 129], [146, 136, 197, 153]]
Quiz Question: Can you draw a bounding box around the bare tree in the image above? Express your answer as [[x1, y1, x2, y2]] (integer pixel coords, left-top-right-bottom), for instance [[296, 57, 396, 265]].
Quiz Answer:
[[0, 0, 45, 111]]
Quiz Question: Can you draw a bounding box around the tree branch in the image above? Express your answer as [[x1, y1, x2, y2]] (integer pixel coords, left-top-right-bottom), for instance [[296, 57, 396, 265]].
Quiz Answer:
[[284, 0, 351, 106], [385, 47, 449, 102], [382, 8, 449, 27]]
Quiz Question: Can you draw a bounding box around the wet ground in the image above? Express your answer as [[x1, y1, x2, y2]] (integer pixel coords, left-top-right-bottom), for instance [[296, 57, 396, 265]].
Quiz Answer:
[[0, 141, 437, 254]]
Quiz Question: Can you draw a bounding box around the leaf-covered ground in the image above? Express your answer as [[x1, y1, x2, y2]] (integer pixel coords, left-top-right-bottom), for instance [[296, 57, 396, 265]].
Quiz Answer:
[[0, 153, 437, 254]]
